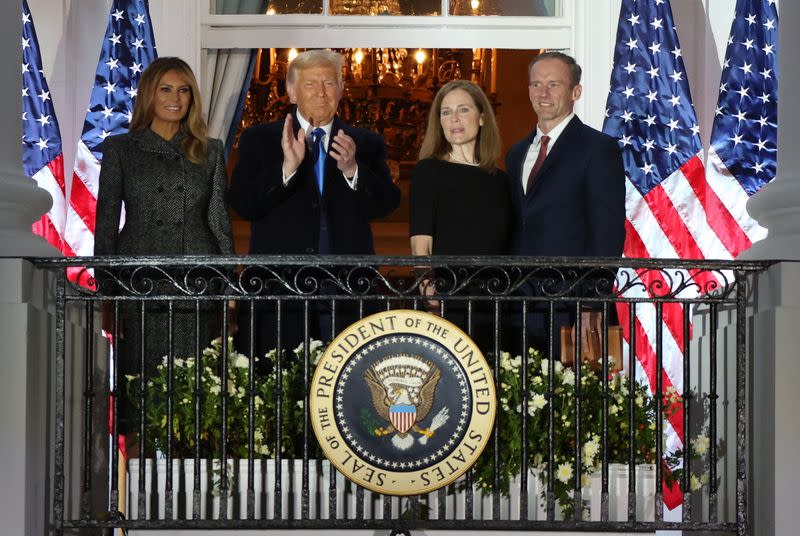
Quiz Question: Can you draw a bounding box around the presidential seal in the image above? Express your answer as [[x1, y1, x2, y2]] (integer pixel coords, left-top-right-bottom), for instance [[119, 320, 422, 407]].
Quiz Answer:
[[310, 310, 496, 496]]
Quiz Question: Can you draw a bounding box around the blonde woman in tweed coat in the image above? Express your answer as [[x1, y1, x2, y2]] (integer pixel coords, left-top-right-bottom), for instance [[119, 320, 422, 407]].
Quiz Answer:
[[94, 58, 234, 427]]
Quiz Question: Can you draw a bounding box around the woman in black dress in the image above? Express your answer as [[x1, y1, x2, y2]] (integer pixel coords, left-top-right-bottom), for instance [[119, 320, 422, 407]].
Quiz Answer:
[[409, 80, 512, 348]]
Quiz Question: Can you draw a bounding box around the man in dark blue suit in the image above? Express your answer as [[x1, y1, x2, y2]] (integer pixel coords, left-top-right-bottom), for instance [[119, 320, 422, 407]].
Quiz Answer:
[[229, 50, 400, 358], [505, 52, 625, 357]]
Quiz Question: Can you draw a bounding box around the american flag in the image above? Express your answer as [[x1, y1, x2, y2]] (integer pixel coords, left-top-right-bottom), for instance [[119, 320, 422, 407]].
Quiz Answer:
[[602, 0, 731, 509], [22, 0, 65, 251], [62, 0, 157, 283], [706, 0, 778, 255]]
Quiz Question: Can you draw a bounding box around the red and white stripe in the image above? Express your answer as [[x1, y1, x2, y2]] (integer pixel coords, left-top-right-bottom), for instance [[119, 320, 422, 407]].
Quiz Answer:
[[30, 153, 66, 251], [705, 146, 766, 253], [390, 409, 416, 435], [617, 152, 755, 508], [63, 140, 101, 260], [62, 140, 125, 286]]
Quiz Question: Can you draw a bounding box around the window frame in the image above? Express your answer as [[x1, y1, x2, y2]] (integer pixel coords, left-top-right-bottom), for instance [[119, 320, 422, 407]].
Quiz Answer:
[[201, 0, 572, 50]]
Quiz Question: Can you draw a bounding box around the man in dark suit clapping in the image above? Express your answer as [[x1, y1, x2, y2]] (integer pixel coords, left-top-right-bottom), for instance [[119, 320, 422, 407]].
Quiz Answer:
[[505, 52, 625, 357], [229, 50, 400, 359]]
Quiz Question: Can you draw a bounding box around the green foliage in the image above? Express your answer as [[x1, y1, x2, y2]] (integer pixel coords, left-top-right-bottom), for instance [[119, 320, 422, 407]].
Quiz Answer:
[[126, 337, 324, 460], [470, 347, 670, 519]]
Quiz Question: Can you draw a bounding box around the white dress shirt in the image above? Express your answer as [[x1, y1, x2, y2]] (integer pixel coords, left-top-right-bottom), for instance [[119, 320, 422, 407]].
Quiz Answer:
[[521, 112, 575, 194]]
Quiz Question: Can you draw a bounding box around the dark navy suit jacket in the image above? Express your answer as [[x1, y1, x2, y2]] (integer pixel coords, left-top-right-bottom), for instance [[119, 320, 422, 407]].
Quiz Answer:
[[504, 116, 626, 258], [229, 111, 400, 254]]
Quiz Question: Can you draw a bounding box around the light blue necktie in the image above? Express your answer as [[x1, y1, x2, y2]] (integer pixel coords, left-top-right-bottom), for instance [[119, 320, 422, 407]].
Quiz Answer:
[[311, 127, 326, 194]]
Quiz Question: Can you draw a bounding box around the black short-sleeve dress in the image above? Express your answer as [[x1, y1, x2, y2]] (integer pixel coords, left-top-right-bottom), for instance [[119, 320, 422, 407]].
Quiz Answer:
[[409, 158, 512, 255], [408, 157, 514, 349]]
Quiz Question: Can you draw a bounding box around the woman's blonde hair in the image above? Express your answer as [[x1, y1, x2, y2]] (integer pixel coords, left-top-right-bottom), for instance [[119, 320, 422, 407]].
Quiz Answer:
[[418, 80, 501, 172], [129, 57, 208, 164]]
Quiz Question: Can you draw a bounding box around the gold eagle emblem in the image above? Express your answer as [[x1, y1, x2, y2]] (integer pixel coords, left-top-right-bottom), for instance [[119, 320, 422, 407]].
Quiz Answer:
[[364, 354, 449, 450]]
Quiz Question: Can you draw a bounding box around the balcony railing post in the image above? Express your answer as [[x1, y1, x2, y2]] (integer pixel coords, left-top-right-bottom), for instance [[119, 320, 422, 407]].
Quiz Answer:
[[53, 267, 66, 536], [735, 269, 748, 536]]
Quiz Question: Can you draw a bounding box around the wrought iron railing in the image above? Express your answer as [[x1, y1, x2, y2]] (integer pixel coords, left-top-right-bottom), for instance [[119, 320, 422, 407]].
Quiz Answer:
[[31, 255, 769, 535]]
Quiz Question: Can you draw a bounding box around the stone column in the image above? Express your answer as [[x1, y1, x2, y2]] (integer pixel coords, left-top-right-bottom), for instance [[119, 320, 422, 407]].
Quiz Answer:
[[0, 1, 57, 256], [738, 5, 800, 536], [739, 1, 800, 261]]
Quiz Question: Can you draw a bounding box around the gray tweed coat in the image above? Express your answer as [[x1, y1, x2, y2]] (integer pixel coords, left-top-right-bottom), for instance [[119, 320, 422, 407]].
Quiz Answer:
[[94, 128, 234, 388], [95, 128, 233, 256]]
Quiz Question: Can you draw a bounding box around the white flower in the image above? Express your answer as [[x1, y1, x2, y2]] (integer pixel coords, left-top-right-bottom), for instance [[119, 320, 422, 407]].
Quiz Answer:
[[582, 438, 600, 462], [694, 435, 710, 456], [227, 379, 236, 396], [233, 353, 249, 369], [297, 400, 304, 409], [256, 444, 271, 456], [540, 360, 550, 376], [174, 358, 185, 368], [635, 395, 644, 407], [581, 474, 591, 488], [556, 462, 573, 483], [532, 376, 543, 386], [500, 352, 513, 371], [555, 361, 564, 373], [209, 384, 221, 395], [609, 404, 619, 415], [561, 368, 575, 386], [528, 394, 547, 416], [690, 474, 701, 491]]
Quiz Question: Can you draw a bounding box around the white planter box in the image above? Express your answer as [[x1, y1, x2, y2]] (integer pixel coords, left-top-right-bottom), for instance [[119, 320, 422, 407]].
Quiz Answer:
[[127, 459, 655, 521]]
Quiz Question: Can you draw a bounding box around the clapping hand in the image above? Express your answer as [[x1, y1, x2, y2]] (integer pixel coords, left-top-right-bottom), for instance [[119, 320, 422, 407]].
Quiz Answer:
[[281, 114, 306, 176], [330, 129, 358, 178]]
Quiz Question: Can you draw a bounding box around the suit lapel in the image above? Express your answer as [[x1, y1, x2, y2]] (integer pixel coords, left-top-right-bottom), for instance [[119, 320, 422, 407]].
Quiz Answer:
[[514, 130, 536, 204], [526, 116, 582, 198]]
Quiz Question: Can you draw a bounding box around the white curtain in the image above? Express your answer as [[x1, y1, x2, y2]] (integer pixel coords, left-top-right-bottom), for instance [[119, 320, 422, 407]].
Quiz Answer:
[[204, 0, 266, 144]]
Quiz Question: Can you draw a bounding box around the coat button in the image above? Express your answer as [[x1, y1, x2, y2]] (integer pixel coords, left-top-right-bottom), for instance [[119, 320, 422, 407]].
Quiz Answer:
[[156, 219, 163, 226], [177, 185, 184, 192], [157, 186, 164, 193], [305, 247, 314, 253]]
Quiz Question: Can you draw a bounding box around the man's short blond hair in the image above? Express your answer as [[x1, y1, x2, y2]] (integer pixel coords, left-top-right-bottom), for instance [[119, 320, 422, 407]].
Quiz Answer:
[[287, 50, 344, 88]]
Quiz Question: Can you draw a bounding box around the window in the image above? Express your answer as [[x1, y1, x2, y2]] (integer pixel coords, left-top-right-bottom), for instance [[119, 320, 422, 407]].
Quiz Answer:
[[210, 0, 558, 16]]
